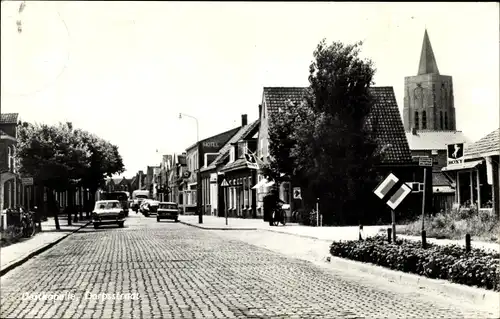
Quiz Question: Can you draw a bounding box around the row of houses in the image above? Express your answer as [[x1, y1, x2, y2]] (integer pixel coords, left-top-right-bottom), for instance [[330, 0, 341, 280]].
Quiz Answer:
[[133, 30, 499, 221], [142, 86, 421, 221], [138, 89, 498, 222]]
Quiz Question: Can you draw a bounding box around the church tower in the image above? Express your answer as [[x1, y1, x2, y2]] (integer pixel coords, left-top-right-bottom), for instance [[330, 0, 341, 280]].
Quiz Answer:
[[403, 30, 456, 132]]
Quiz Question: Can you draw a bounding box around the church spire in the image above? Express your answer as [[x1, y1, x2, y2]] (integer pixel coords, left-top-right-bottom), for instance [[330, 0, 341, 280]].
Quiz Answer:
[[417, 29, 440, 75]]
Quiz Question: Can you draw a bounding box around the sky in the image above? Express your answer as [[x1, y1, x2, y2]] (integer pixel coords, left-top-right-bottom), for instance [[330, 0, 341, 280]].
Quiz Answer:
[[1, 2, 499, 178]]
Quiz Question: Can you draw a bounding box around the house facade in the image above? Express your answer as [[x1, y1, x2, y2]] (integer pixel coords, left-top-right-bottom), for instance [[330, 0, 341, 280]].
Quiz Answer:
[[156, 155, 172, 202], [182, 126, 240, 214], [442, 128, 500, 217], [169, 153, 187, 206], [0, 113, 20, 212], [256, 86, 419, 223], [130, 170, 146, 192], [199, 116, 260, 217]]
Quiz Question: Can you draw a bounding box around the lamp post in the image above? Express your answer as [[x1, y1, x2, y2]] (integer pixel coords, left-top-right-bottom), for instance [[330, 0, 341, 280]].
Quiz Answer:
[[179, 113, 202, 224]]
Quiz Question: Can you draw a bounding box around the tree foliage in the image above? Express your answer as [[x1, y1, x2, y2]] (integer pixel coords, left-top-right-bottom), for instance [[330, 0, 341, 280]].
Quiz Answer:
[[268, 39, 382, 224], [16, 121, 124, 192]]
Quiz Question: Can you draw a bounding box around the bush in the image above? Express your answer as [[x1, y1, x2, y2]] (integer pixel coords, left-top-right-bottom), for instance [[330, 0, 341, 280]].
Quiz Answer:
[[401, 207, 499, 241], [330, 235, 500, 291]]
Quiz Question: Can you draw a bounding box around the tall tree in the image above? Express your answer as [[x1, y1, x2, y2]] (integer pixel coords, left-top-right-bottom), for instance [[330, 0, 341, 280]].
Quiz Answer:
[[16, 121, 124, 228], [268, 40, 381, 225], [16, 121, 91, 228], [78, 130, 125, 214]]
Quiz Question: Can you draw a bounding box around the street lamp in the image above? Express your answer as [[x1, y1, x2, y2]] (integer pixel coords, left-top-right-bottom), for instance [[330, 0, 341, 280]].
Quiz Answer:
[[179, 113, 199, 143], [179, 112, 202, 224]]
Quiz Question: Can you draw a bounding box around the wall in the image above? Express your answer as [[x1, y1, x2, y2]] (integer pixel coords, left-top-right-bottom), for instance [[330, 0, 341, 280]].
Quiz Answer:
[[410, 149, 447, 170], [403, 74, 455, 131]]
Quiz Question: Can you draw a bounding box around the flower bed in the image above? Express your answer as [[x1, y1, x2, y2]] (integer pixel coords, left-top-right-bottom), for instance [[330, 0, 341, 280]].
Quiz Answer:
[[329, 235, 500, 291]]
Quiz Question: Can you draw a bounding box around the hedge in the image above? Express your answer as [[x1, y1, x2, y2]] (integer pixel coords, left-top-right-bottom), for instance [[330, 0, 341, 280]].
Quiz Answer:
[[329, 235, 500, 291]]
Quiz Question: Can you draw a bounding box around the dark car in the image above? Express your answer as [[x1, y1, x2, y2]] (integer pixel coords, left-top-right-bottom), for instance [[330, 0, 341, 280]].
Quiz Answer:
[[157, 202, 180, 222]]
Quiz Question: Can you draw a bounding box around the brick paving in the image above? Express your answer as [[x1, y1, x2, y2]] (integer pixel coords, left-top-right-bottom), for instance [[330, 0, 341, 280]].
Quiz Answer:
[[0, 215, 497, 319], [1, 217, 91, 272]]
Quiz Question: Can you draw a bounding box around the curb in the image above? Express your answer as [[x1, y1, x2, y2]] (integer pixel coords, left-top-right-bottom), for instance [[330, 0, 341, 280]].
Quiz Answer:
[[325, 254, 499, 308], [178, 221, 257, 231], [0, 221, 91, 277], [263, 228, 335, 242]]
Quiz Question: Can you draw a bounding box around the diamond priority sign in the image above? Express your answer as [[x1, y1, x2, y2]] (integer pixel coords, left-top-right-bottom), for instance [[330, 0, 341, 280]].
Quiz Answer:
[[373, 173, 412, 210]]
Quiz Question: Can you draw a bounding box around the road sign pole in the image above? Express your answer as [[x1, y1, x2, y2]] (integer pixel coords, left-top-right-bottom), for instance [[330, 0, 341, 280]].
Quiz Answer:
[[316, 198, 319, 227], [224, 188, 228, 226], [421, 167, 427, 232], [391, 209, 396, 242]]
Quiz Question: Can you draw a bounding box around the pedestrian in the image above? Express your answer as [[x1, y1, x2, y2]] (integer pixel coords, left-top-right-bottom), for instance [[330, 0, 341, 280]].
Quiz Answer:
[[264, 187, 284, 226]]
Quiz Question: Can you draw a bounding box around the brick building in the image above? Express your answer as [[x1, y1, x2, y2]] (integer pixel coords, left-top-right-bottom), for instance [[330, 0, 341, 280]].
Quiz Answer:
[[0, 113, 20, 212], [255, 86, 419, 223], [182, 127, 239, 214], [199, 116, 260, 217]]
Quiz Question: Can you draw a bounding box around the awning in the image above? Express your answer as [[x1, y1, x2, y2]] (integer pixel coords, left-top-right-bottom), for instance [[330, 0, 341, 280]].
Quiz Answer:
[[441, 160, 483, 172], [433, 186, 455, 194], [252, 178, 268, 189]]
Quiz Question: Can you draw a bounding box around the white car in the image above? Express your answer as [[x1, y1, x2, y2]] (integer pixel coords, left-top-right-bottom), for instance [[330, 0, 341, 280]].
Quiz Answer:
[[140, 200, 159, 216], [92, 200, 125, 229]]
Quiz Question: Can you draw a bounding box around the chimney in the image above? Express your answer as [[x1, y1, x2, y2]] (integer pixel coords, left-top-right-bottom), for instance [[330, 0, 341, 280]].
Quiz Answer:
[[258, 104, 262, 119], [241, 114, 248, 126], [412, 127, 418, 135]]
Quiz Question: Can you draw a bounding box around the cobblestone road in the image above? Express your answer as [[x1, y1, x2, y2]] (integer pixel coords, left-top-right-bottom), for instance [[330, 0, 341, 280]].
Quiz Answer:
[[0, 214, 498, 319]]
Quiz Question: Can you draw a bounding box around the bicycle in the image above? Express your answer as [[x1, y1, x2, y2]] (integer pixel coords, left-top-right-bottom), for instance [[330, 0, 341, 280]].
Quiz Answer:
[[4, 224, 23, 241], [21, 210, 36, 238], [272, 207, 286, 226]]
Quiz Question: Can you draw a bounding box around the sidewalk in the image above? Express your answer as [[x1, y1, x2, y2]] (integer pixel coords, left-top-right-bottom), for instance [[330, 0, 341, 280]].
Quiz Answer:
[[178, 215, 500, 253], [0, 217, 91, 276]]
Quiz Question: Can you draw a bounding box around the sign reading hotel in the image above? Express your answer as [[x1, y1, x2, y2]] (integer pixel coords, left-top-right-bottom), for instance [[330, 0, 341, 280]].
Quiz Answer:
[[446, 143, 464, 165]]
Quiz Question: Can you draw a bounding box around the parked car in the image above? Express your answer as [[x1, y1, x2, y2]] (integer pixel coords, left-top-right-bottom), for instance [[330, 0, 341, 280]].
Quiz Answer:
[[157, 202, 180, 222], [140, 200, 159, 217], [92, 200, 125, 229]]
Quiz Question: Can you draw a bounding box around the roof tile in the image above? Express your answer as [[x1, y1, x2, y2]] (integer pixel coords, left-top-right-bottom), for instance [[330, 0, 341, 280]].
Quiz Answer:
[[406, 130, 471, 150], [263, 86, 413, 164], [220, 158, 249, 172], [464, 128, 499, 158], [201, 120, 260, 172]]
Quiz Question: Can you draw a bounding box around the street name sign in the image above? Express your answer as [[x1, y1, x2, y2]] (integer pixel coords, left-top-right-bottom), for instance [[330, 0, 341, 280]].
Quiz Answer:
[[21, 177, 33, 185], [419, 157, 432, 167]]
